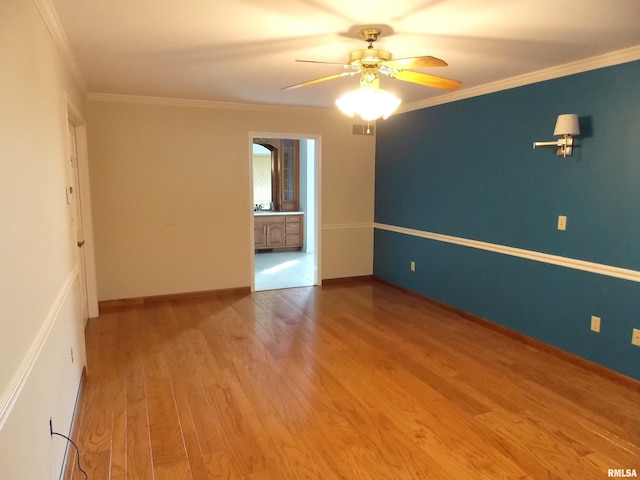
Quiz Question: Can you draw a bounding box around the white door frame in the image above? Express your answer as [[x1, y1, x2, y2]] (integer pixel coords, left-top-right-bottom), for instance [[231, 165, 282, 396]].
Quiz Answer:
[[248, 132, 322, 292], [65, 95, 99, 319]]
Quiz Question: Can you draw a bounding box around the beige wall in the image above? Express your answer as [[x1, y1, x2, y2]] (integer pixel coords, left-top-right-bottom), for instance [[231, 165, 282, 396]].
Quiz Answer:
[[86, 99, 376, 301], [0, 0, 87, 478]]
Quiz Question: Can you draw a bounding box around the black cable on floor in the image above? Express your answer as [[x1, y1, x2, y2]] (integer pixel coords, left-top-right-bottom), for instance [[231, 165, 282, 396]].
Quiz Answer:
[[51, 431, 88, 479]]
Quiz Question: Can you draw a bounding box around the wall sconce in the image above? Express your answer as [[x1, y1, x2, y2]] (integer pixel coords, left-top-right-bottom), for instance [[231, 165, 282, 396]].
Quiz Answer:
[[533, 114, 580, 158]]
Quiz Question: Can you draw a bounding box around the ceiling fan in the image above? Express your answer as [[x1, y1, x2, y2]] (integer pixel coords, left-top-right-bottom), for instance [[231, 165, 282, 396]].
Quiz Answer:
[[282, 28, 462, 92]]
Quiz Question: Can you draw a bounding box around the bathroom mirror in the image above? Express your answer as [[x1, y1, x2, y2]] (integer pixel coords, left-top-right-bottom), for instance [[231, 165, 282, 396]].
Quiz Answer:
[[253, 138, 299, 211], [253, 143, 273, 209]]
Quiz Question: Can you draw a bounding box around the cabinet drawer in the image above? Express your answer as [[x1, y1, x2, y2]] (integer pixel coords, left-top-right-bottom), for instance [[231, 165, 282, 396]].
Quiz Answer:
[[286, 235, 301, 246], [255, 215, 284, 225], [285, 222, 300, 234], [285, 215, 301, 224]]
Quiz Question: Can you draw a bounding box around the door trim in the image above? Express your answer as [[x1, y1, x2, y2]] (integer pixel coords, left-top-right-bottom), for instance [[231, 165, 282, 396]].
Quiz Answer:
[[65, 94, 99, 319], [248, 132, 322, 292]]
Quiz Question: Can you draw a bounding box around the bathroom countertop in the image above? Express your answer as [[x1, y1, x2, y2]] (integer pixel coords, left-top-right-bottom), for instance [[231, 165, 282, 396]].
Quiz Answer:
[[254, 211, 303, 216]]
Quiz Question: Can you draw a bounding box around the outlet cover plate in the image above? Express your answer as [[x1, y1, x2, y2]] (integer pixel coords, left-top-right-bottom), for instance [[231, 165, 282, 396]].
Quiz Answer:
[[557, 215, 567, 231]]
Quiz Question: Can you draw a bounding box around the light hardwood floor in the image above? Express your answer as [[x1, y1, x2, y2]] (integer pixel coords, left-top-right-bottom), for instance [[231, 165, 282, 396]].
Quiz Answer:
[[70, 280, 640, 479]]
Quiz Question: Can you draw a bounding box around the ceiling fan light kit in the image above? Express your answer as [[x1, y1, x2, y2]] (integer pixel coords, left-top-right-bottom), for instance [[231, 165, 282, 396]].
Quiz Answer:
[[336, 86, 401, 121], [283, 28, 461, 122]]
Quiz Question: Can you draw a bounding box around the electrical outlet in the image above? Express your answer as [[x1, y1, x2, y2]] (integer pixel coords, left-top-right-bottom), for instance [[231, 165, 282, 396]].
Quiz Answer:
[[557, 215, 567, 231], [410, 261, 416, 272], [590, 316, 601, 333], [70, 348, 74, 363], [632, 328, 640, 347]]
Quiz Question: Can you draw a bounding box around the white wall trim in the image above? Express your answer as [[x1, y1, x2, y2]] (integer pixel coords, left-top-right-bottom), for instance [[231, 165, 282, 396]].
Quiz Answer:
[[375, 223, 640, 283], [248, 133, 323, 291], [86, 92, 334, 115], [0, 268, 78, 431], [399, 45, 640, 114], [323, 223, 374, 230], [32, 0, 87, 95]]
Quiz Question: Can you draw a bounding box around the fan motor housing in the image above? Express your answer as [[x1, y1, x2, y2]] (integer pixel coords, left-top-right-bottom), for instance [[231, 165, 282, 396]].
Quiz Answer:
[[348, 48, 393, 66]]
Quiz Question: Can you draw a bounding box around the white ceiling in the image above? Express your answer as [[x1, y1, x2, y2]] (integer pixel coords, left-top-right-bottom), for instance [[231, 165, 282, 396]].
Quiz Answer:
[[50, 0, 640, 110]]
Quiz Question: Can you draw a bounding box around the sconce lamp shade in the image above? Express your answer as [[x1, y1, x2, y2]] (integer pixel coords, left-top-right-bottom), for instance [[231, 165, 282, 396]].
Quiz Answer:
[[533, 113, 580, 158], [554, 114, 580, 136]]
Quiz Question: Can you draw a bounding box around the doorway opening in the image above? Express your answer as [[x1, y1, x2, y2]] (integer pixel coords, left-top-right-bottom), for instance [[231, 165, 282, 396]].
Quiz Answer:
[[250, 134, 320, 291]]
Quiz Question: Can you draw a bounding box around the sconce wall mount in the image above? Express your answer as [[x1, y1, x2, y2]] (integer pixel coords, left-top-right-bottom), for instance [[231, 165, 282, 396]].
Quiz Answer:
[[533, 114, 580, 158]]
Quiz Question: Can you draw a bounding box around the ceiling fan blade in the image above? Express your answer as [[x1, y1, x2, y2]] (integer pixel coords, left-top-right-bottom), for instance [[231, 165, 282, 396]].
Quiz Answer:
[[295, 60, 351, 67], [282, 71, 357, 90], [383, 56, 448, 69], [391, 70, 461, 90]]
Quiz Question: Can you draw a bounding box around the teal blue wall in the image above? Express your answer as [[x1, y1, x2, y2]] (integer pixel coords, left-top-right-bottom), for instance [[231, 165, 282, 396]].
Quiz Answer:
[[374, 60, 640, 380]]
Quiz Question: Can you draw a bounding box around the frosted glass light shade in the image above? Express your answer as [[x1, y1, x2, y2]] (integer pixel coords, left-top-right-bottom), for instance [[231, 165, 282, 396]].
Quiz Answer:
[[336, 87, 401, 121], [554, 114, 580, 136]]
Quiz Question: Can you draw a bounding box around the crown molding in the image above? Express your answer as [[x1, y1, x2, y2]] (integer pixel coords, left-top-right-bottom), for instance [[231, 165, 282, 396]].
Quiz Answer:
[[85, 92, 335, 114], [399, 45, 640, 114], [33, 0, 87, 95], [32, 0, 639, 117]]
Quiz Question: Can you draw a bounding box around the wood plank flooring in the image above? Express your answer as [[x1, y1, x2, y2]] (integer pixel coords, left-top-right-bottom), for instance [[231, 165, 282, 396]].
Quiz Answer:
[[69, 280, 640, 479]]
